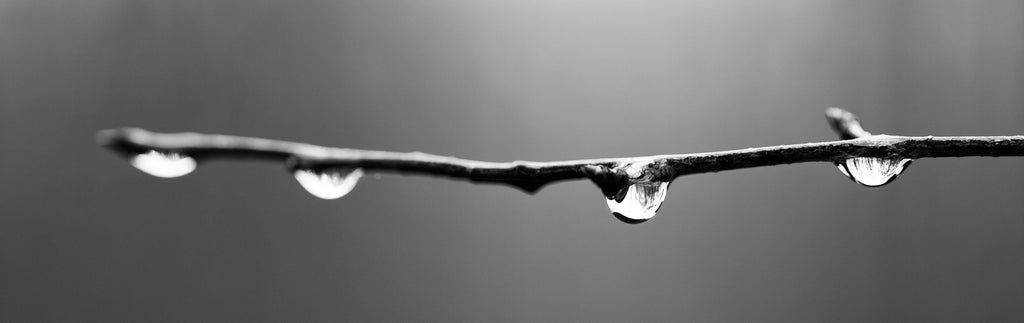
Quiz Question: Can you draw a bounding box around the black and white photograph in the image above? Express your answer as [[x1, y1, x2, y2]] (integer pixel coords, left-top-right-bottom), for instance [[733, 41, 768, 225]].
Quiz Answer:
[[2, 1, 1023, 321]]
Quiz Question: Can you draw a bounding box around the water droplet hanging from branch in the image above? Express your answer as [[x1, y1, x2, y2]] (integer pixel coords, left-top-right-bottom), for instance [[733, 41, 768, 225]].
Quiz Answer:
[[293, 168, 364, 200], [607, 182, 670, 224], [130, 150, 197, 178], [836, 157, 912, 187], [96, 108, 1024, 223]]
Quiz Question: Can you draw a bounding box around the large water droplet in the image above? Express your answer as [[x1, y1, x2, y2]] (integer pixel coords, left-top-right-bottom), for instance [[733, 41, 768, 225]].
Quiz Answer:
[[836, 157, 912, 187], [130, 150, 197, 178], [606, 182, 669, 224], [293, 168, 364, 200]]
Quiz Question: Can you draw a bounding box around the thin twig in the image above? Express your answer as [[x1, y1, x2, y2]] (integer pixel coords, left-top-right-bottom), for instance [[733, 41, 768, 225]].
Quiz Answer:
[[825, 107, 871, 139], [97, 108, 1024, 197]]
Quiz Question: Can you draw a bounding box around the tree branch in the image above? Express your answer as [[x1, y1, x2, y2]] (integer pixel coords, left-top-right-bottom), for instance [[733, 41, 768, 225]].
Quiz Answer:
[[97, 108, 1024, 197], [825, 107, 872, 139]]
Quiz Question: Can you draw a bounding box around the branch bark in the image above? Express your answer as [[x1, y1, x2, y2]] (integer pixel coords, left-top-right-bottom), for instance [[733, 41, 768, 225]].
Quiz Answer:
[[97, 108, 1024, 197]]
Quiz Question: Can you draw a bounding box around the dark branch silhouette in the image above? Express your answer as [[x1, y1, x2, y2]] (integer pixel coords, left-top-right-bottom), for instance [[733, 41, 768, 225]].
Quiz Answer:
[[97, 108, 1024, 197]]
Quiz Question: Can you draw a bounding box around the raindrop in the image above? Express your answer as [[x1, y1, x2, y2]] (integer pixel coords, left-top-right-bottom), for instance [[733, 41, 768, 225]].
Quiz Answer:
[[606, 181, 669, 224], [293, 168, 364, 200], [836, 157, 912, 187], [130, 150, 197, 178]]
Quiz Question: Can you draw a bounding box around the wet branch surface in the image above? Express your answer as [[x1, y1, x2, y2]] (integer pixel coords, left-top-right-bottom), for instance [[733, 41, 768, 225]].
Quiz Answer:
[[97, 108, 1024, 196]]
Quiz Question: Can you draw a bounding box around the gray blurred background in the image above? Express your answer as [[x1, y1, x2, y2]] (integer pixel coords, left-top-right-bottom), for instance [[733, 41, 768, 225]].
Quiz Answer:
[[2, 0, 1023, 321]]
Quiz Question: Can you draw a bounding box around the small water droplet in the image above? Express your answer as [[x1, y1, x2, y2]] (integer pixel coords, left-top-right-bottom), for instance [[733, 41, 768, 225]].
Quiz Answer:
[[293, 168, 364, 200], [606, 182, 669, 224], [130, 150, 197, 178], [836, 157, 912, 187]]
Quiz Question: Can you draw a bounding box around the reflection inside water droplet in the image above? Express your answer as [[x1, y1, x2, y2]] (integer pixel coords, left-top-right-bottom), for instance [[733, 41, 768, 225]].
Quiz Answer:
[[836, 157, 912, 187], [130, 150, 197, 178], [606, 182, 669, 224], [293, 168, 364, 200]]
